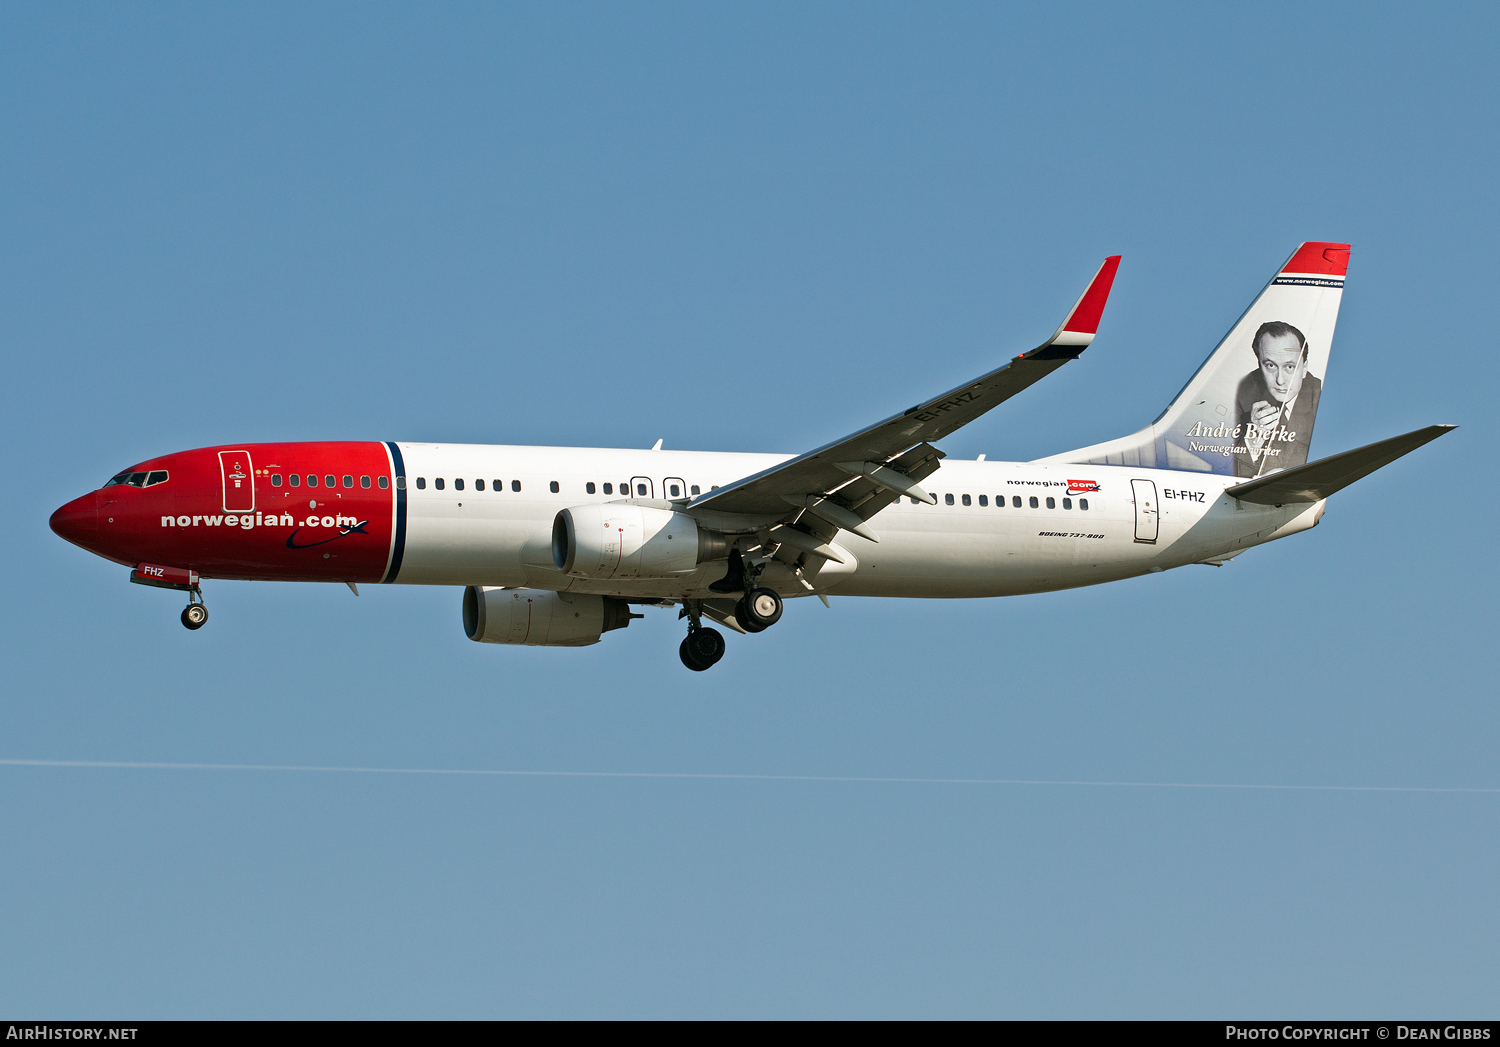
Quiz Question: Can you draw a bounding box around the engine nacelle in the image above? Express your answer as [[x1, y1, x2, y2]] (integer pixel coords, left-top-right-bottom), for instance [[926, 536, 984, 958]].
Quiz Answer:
[[463, 586, 636, 647], [552, 504, 728, 579]]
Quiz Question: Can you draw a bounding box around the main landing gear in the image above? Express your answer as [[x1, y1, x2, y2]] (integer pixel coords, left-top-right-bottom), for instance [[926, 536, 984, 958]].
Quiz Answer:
[[677, 581, 786, 671], [709, 550, 784, 632], [679, 625, 726, 672], [737, 587, 783, 633], [181, 589, 208, 630]]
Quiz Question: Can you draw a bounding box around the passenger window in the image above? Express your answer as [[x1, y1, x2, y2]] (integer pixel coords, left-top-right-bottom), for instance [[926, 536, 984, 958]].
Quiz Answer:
[[379, 476, 389, 489], [416, 477, 426, 490], [586, 482, 596, 494], [455, 478, 464, 491], [1013, 496, 1022, 507], [342, 475, 353, 488], [361, 475, 371, 488], [961, 494, 971, 506], [602, 483, 612, 495], [1046, 497, 1055, 509], [146, 471, 169, 487], [396, 476, 406, 490], [511, 480, 521, 492], [636, 484, 647, 496], [493, 480, 503, 491], [691, 485, 700, 496], [669, 484, 681, 497], [322, 475, 333, 488], [1063, 498, 1072, 509], [289, 473, 301, 487], [271, 473, 282, 487], [550, 481, 560, 493], [476, 479, 485, 491], [910, 497, 920, 504], [1029, 496, 1039, 508], [944, 493, 954, 505], [435, 478, 445, 490], [1080, 498, 1089, 510], [307, 475, 318, 487], [978, 495, 987, 506]]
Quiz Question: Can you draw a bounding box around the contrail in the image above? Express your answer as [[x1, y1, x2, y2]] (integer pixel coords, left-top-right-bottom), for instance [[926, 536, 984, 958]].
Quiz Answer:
[[0, 758, 1495, 794]]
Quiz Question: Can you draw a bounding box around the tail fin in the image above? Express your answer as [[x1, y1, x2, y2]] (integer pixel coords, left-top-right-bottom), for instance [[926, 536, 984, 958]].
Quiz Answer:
[[1043, 242, 1349, 477]]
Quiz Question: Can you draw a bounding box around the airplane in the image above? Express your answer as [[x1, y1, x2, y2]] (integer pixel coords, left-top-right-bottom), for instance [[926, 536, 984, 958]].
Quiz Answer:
[[49, 242, 1453, 671]]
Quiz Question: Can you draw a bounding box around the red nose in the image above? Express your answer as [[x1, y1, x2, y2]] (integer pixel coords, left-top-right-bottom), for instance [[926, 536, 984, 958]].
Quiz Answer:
[[50, 493, 98, 547]]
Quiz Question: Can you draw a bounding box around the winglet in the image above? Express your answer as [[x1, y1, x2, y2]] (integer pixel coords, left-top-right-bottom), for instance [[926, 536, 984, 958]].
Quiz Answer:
[[1047, 255, 1121, 347]]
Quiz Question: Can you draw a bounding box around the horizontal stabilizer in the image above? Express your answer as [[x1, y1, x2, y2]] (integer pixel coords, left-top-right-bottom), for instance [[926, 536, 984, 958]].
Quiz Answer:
[[1226, 424, 1455, 505]]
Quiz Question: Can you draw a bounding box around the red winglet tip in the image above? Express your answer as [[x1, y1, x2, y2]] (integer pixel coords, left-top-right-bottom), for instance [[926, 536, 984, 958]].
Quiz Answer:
[[1061, 255, 1121, 335], [1282, 242, 1350, 276]]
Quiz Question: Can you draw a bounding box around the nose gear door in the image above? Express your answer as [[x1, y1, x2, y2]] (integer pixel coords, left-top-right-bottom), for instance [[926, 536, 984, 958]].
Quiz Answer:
[[1131, 478, 1159, 543], [219, 450, 255, 513]]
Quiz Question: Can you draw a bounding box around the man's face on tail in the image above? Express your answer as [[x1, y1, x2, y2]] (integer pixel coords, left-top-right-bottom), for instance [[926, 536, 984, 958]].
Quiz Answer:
[[1256, 331, 1307, 404]]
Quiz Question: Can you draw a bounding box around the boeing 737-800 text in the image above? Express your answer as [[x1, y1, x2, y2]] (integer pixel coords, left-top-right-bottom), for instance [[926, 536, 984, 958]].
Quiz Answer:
[[50, 243, 1452, 670]]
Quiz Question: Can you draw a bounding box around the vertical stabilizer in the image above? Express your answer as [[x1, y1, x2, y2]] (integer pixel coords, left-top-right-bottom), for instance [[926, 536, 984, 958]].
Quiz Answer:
[[1041, 243, 1349, 476]]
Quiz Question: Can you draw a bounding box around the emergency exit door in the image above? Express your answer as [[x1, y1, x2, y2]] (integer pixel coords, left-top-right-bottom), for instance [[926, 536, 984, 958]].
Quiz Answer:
[[219, 450, 255, 512], [1131, 478, 1158, 543]]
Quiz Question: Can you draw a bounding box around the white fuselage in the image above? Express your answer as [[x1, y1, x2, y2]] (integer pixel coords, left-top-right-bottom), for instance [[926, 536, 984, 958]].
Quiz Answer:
[[392, 443, 1324, 599]]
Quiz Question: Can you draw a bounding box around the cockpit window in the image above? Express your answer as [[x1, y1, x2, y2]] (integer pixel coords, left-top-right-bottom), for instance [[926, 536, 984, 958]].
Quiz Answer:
[[105, 469, 170, 489]]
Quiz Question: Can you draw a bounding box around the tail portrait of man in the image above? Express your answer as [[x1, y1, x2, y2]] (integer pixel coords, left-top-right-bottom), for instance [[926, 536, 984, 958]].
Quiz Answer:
[[1232, 320, 1322, 478]]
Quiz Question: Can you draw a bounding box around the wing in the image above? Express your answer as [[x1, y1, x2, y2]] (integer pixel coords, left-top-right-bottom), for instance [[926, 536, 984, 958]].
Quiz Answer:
[[1226, 424, 1456, 505], [686, 256, 1121, 541]]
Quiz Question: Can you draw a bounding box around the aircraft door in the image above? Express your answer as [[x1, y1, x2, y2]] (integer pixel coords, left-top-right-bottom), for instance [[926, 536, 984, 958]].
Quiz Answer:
[[629, 476, 653, 500], [662, 477, 687, 501], [219, 450, 255, 513], [1131, 478, 1159, 543]]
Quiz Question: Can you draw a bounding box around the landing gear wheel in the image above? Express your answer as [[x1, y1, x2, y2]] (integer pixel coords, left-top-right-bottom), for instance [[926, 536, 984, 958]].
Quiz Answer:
[[679, 627, 726, 671], [737, 587, 783, 632], [181, 604, 209, 630]]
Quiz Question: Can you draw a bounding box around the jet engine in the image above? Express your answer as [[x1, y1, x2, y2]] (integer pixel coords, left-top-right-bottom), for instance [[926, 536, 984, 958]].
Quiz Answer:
[[552, 504, 728, 579], [463, 586, 638, 647]]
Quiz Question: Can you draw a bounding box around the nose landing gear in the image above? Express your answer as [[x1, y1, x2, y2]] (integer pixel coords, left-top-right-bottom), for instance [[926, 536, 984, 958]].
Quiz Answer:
[[180, 588, 208, 630], [130, 565, 209, 631]]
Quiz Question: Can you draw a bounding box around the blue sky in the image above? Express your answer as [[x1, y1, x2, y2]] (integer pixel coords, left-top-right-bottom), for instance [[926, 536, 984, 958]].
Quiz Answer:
[[2, 1, 1496, 1017]]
